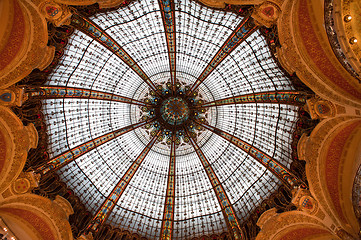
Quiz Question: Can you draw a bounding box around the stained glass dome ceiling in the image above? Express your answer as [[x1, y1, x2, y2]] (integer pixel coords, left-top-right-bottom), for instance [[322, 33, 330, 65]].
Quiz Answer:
[[34, 0, 306, 239]]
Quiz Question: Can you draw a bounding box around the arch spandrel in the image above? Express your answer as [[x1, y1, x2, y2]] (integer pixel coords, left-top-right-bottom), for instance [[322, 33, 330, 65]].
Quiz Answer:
[[256, 209, 337, 240], [277, 0, 361, 109], [0, 194, 73, 240], [0, 106, 38, 195], [303, 116, 361, 238], [0, 0, 54, 89]]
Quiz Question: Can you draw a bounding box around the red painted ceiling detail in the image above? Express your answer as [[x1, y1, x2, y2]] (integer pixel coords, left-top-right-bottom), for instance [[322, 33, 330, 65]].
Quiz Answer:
[[298, 0, 361, 100], [0, 207, 56, 240], [0, 130, 6, 174], [262, 7, 275, 18], [279, 227, 330, 240], [0, 0, 26, 71], [325, 120, 361, 223]]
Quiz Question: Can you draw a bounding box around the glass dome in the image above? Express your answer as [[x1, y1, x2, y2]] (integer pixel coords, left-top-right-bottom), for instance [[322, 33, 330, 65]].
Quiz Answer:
[[38, 0, 302, 238]]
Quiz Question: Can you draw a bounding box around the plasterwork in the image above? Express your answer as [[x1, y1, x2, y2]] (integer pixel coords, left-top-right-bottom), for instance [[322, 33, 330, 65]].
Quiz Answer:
[[256, 210, 332, 240], [38, 1, 72, 26], [0, 207, 57, 240], [77, 232, 94, 240], [252, 1, 281, 28], [0, 106, 37, 194], [52, 0, 126, 9], [0, 0, 54, 89], [9, 171, 40, 195], [291, 188, 318, 215], [54, 195, 74, 218], [0, 1, 14, 51], [306, 97, 336, 119], [336, 121, 361, 233], [0, 0, 27, 73], [0, 87, 28, 107], [334, 0, 361, 73], [0, 211, 45, 240], [304, 116, 361, 236], [277, 0, 361, 109], [0, 193, 74, 240], [198, 0, 264, 8], [318, 120, 361, 234]]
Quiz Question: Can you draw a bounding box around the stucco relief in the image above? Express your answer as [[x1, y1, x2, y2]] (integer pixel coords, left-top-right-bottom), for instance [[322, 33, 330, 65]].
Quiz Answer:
[[38, 1, 72, 26], [277, 0, 361, 109], [304, 116, 361, 238], [256, 209, 333, 240], [0, 106, 38, 195], [252, 1, 281, 28], [306, 97, 336, 119], [0, 194, 74, 240], [0, 0, 54, 89]]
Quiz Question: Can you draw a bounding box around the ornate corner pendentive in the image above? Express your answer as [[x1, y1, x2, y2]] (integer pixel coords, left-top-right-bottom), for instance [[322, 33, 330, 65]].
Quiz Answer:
[[291, 188, 319, 215], [252, 1, 281, 28], [306, 97, 336, 120], [0, 105, 38, 196], [0, 87, 28, 107], [0, 193, 74, 240], [38, 1, 72, 26]]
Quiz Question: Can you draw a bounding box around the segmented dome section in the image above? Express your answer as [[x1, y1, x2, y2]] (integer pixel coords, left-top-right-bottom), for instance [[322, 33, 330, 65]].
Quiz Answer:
[[40, 0, 301, 239]]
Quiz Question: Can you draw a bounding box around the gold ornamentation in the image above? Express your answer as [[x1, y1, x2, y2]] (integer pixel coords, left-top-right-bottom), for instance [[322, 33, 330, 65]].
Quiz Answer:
[[256, 210, 332, 239], [39, 1, 72, 26], [198, 0, 265, 9], [0, 193, 74, 240], [291, 188, 318, 215], [277, 0, 361, 109], [306, 97, 336, 119], [304, 116, 360, 232], [77, 232, 94, 240], [0, 0, 54, 88], [252, 1, 281, 28], [0, 106, 38, 194], [10, 171, 40, 195]]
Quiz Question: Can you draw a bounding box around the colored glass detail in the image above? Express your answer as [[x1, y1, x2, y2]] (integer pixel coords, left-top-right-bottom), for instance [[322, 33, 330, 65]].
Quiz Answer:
[[29, 86, 151, 107], [35, 119, 154, 175], [87, 130, 162, 232], [196, 121, 306, 188], [70, 13, 159, 94], [159, 0, 176, 91], [201, 91, 308, 108], [0, 92, 12, 102], [160, 97, 189, 125], [188, 16, 258, 95], [186, 130, 244, 240], [160, 136, 176, 240]]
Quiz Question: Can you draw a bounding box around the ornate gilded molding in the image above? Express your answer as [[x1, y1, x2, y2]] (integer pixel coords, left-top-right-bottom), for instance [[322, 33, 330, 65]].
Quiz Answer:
[[0, 193, 73, 240], [0, 86, 28, 107], [0, 106, 38, 195], [198, 0, 264, 9], [304, 116, 361, 237], [277, 0, 361, 109], [252, 1, 281, 28], [306, 97, 336, 119], [38, 1, 72, 26], [256, 210, 334, 239], [0, 0, 54, 88], [324, 0, 361, 83]]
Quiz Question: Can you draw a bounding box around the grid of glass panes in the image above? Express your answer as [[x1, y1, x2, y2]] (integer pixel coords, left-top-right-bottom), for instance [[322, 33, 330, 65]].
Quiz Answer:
[[40, 0, 301, 238]]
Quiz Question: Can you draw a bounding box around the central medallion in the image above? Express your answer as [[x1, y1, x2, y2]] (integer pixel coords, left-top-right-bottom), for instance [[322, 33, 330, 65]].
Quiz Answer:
[[160, 97, 189, 125], [138, 80, 211, 147]]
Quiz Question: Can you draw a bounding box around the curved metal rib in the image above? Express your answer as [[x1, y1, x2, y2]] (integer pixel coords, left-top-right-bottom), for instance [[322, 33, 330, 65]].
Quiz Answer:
[[35, 119, 155, 175], [86, 130, 162, 232]]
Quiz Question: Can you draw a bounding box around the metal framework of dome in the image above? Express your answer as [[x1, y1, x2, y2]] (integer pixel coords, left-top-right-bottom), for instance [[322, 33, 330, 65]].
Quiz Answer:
[[26, 0, 311, 239]]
